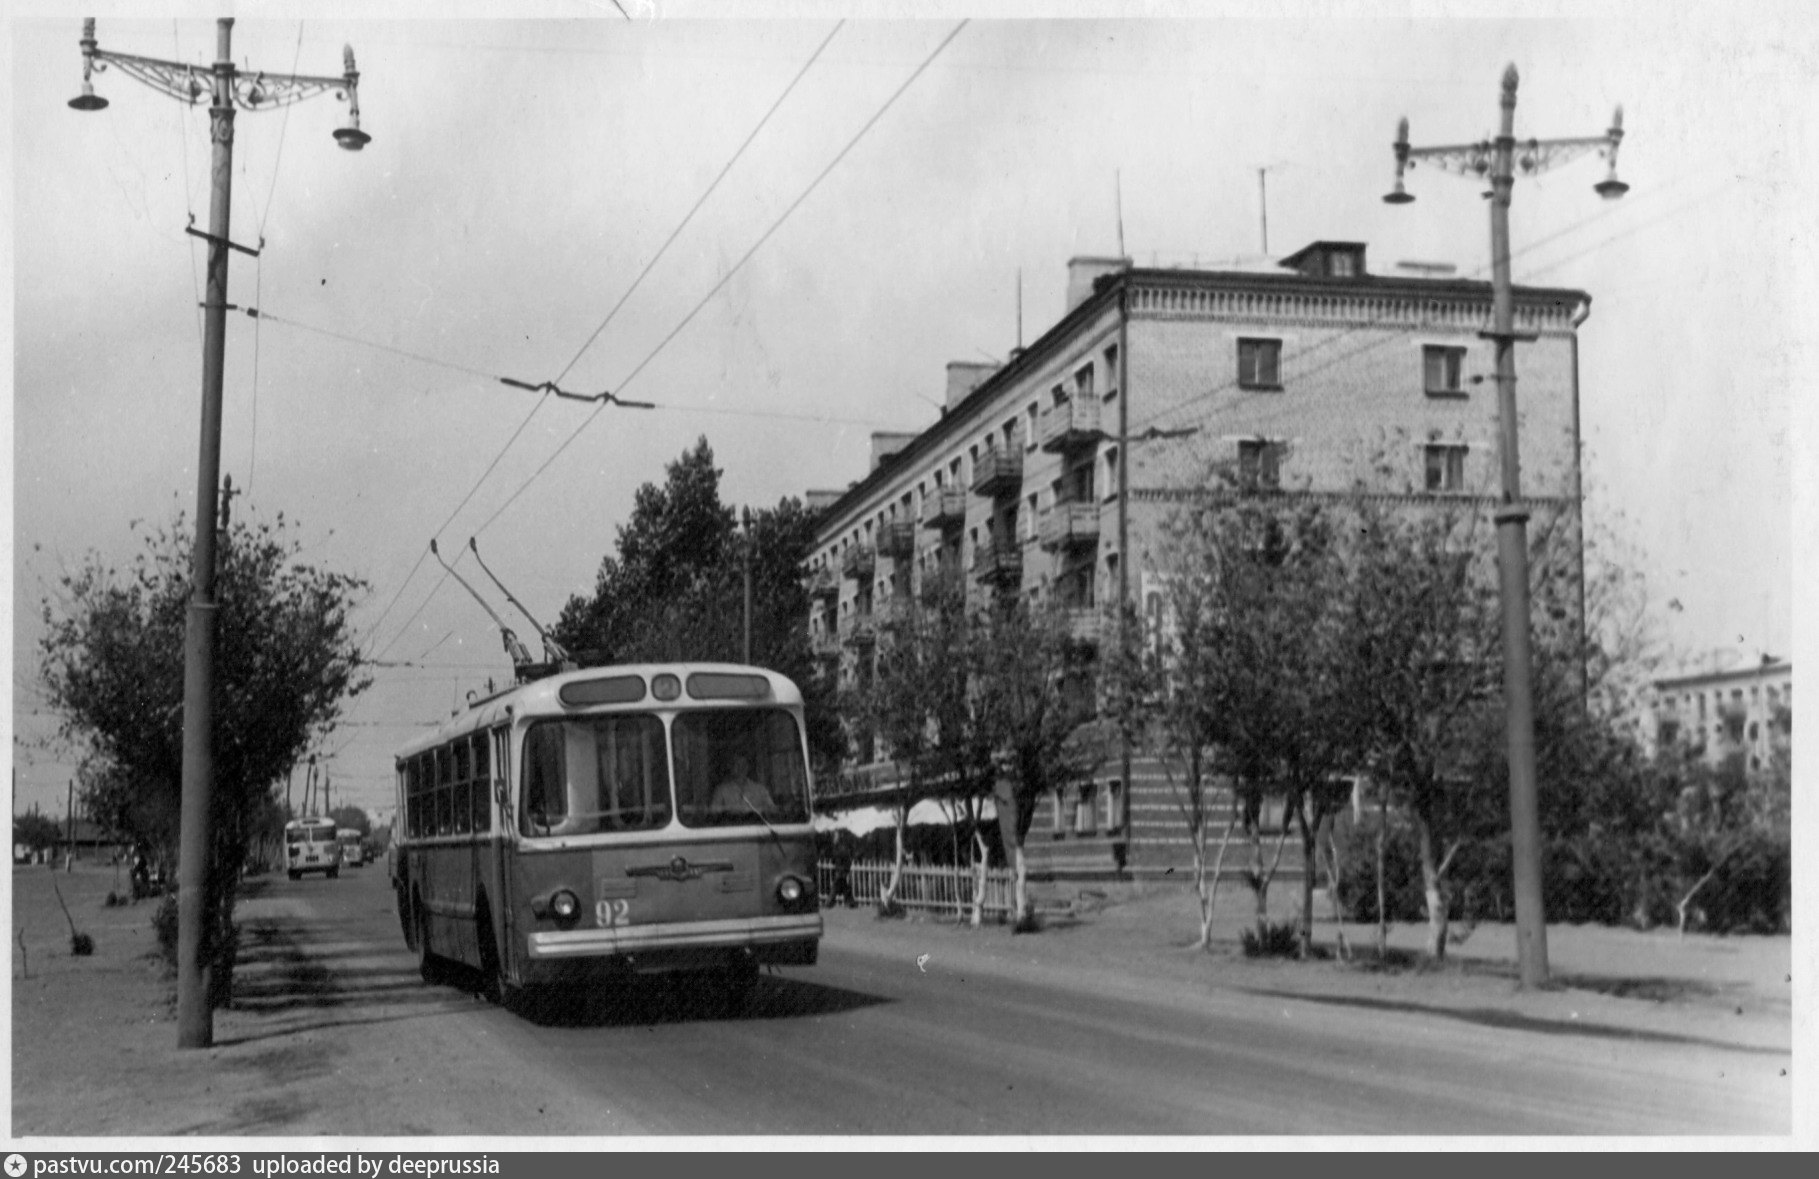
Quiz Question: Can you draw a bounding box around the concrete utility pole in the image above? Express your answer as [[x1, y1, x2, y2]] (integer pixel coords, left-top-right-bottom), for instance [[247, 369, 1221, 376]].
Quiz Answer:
[[1385, 64, 1626, 988], [742, 508, 754, 664], [68, 16, 369, 1048]]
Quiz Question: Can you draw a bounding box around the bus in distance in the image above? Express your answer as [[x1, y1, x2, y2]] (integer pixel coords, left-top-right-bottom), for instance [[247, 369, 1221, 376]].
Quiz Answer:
[[391, 663, 821, 1011], [285, 816, 342, 880]]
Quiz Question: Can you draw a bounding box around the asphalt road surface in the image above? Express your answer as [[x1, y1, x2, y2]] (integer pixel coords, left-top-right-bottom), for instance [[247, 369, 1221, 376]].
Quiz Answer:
[[224, 865, 1789, 1138]]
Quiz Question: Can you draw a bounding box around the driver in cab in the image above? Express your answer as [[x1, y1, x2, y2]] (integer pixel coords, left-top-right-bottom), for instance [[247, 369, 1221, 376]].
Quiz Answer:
[[710, 755, 775, 814]]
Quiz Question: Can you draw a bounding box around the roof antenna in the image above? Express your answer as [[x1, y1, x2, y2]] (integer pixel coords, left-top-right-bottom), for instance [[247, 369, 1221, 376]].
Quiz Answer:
[[469, 537, 573, 667], [429, 538, 538, 679]]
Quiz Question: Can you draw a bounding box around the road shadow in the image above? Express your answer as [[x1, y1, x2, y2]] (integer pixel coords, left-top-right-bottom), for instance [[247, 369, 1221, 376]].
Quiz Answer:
[[1238, 988, 1791, 1056], [507, 971, 892, 1029]]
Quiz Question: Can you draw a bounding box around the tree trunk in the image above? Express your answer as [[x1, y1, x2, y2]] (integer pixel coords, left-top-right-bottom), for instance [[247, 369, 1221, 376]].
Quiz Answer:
[[1011, 843, 1029, 928], [1295, 795, 1318, 958], [1374, 788, 1389, 958], [970, 827, 989, 928], [1415, 815, 1449, 961], [880, 801, 908, 912]]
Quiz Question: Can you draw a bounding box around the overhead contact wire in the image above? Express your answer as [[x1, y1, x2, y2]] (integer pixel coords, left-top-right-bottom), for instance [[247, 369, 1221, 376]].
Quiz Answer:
[[469, 20, 970, 540]]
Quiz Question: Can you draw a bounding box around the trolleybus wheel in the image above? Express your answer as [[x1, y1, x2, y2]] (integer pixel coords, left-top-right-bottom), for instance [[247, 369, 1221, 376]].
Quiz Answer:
[[476, 904, 514, 1008], [414, 898, 444, 985]]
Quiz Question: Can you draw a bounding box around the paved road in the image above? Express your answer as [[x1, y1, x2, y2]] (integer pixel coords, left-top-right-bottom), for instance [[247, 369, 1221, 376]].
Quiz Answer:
[[226, 867, 1790, 1138]]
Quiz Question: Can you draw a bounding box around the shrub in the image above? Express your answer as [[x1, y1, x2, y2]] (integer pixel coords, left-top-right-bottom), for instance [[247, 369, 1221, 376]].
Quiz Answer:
[[151, 894, 179, 967], [1241, 920, 1301, 958]]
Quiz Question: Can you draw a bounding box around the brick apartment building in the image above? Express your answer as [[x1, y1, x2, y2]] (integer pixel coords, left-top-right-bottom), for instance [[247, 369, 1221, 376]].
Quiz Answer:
[[805, 241, 1591, 878]]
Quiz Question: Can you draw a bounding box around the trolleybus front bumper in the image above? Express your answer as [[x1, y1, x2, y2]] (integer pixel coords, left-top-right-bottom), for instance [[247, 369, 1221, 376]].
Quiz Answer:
[[526, 913, 822, 964]]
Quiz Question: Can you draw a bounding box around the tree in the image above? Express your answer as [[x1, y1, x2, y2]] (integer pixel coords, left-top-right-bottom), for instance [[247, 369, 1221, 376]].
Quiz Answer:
[[552, 437, 843, 772], [854, 583, 997, 919], [1340, 496, 1505, 960], [39, 506, 369, 1003], [976, 598, 1108, 930], [328, 805, 371, 836], [14, 810, 63, 857], [1131, 492, 1354, 952]]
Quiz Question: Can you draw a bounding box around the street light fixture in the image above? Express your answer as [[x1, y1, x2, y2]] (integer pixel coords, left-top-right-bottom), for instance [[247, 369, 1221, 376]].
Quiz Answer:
[[66, 16, 369, 1050], [1383, 64, 1625, 989]]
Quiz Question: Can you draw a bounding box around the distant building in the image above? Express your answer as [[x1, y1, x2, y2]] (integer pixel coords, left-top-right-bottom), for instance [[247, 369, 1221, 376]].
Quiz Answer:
[[805, 241, 1591, 877], [1648, 656, 1791, 771]]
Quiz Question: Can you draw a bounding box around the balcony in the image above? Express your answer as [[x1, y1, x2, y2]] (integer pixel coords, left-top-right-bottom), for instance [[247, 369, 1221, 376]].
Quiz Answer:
[[805, 567, 838, 602], [1039, 397, 1105, 453], [878, 520, 917, 561], [1038, 501, 1101, 551], [840, 543, 876, 582], [842, 611, 878, 648], [811, 629, 842, 663], [1059, 607, 1103, 649], [921, 486, 966, 530], [970, 447, 1023, 499], [972, 537, 1024, 587]]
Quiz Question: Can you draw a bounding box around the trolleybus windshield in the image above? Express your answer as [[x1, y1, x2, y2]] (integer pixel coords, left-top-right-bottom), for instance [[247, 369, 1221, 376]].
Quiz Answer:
[[516, 707, 809, 837]]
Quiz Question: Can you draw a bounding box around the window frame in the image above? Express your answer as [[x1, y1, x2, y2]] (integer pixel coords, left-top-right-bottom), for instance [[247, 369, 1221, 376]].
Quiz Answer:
[[1238, 439, 1283, 490], [1424, 443, 1468, 493], [1237, 337, 1283, 391], [1423, 345, 1469, 398]]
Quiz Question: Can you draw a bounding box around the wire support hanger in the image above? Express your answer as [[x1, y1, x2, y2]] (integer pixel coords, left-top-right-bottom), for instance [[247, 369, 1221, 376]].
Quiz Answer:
[[496, 376, 655, 409]]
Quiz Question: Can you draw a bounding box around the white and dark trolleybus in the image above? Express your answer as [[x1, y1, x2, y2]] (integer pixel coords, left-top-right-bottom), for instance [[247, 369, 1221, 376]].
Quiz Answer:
[[285, 816, 343, 880], [391, 662, 821, 1011]]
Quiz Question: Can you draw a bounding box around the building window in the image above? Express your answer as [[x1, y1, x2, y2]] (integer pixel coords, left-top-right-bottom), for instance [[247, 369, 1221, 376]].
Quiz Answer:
[[1103, 344, 1119, 399], [1025, 404, 1039, 450], [1103, 447, 1119, 498], [1075, 364, 1095, 399], [1424, 444, 1466, 492], [1238, 440, 1282, 490], [1424, 345, 1467, 396], [1238, 338, 1282, 390]]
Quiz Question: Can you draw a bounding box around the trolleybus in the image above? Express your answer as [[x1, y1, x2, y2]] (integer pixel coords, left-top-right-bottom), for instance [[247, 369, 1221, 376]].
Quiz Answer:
[[391, 663, 821, 1010], [285, 816, 343, 879]]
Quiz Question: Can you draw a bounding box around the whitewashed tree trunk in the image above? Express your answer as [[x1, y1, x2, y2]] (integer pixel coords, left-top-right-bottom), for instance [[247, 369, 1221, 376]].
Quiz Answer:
[[971, 828, 989, 927], [1415, 816, 1449, 961], [880, 803, 908, 910]]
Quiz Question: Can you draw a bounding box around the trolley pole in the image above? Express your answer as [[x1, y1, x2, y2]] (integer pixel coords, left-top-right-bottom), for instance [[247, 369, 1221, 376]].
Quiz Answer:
[[1384, 65, 1627, 988], [67, 16, 369, 1047]]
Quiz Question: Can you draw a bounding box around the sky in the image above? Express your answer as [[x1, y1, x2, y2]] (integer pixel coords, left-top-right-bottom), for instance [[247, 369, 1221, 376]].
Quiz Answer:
[[7, 2, 1812, 827]]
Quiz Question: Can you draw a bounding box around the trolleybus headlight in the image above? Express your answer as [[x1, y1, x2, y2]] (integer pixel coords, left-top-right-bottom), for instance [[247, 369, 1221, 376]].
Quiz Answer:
[[777, 876, 806, 904], [550, 889, 581, 920]]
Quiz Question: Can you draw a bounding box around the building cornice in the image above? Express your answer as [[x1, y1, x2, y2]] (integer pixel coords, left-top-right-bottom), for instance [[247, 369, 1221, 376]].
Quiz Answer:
[[1125, 267, 1588, 337], [810, 264, 1591, 545], [1129, 487, 1580, 510]]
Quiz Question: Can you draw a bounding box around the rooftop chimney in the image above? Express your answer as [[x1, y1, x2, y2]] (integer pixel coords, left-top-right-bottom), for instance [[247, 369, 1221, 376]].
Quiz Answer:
[[1065, 256, 1131, 312], [945, 360, 998, 410]]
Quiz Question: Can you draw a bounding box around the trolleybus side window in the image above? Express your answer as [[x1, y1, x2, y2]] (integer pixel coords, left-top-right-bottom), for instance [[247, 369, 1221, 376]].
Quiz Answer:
[[519, 714, 670, 837], [453, 738, 472, 836], [435, 746, 453, 836], [472, 734, 491, 833], [674, 709, 809, 828]]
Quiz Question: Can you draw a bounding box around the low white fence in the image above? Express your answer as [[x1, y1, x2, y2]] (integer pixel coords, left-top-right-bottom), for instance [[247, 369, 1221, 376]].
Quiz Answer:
[[819, 858, 1016, 918]]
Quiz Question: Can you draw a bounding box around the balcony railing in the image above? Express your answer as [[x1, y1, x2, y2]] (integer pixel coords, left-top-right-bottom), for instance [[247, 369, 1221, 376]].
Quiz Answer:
[[842, 611, 877, 648], [970, 447, 1023, 499], [805, 567, 838, 601], [1038, 501, 1101, 551], [1039, 397, 1105, 453], [972, 537, 1023, 586], [878, 520, 917, 560], [840, 543, 876, 582], [1059, 607, 1103, 648], [921, 486, 966, 530]]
